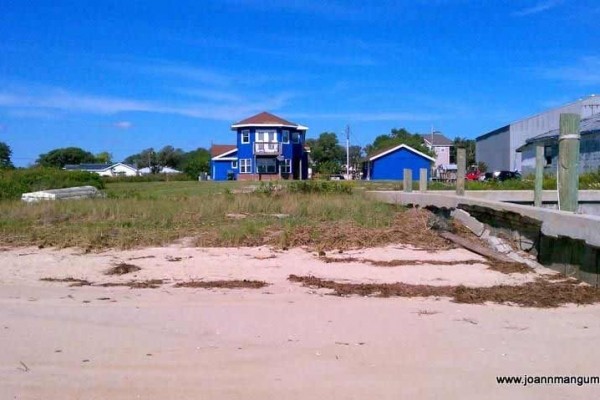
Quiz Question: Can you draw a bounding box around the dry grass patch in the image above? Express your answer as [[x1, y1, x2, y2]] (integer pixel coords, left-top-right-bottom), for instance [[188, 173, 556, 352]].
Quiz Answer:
[[173, 279, 268, 289], [274, 208, 451, 251], [40, 277, 92, 287], [319, 255, 532, 274], [96, 279, 163, 289], [288, 275, 600, 308], [105, 263, 141, 275]]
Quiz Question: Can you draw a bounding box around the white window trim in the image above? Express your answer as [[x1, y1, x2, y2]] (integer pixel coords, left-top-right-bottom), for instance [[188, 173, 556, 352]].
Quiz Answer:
[[281, 159, 292, 174], [255, 129, 277, 143], [240, 159, 252, 173], [231, 161, 238, 169], [241, 130, 250, 144], [282, 130, 290, 144]]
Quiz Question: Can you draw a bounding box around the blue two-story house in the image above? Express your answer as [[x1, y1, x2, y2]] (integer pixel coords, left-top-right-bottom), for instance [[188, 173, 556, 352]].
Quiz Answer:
[[211, 112, 310, 181]]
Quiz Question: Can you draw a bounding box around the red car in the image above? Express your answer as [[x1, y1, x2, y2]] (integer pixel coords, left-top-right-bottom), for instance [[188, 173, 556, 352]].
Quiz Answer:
[[465, 169, 482, 181]]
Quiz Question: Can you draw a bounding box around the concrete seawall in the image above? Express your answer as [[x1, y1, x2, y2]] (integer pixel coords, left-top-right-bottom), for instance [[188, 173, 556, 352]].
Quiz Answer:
[[424, 190, 600, 215], [368, 191, 600, 286]]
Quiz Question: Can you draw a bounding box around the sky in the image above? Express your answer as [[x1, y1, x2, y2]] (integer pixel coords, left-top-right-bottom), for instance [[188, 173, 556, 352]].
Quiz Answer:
[[0, 0, 598, 166]]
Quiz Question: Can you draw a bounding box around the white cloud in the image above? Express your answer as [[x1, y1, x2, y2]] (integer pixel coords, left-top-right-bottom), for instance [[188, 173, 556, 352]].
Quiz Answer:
[[290, 111, 442, 122], [513, 0, 564, 17], [538, 56, 600, 85], [113, 121, 133, 129], [0, 84, 294, 121]]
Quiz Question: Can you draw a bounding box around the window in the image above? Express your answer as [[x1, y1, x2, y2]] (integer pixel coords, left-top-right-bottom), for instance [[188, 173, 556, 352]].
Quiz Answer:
[[231, 161, 238, 169], [257, 158, 277, 173], [241, 130, 250, 144], [281, 159, 291, 174], [256, 130, 277, 143], [240, 159, 252, 173], [292, 132, 301, 143], [544, 145, 553, 165], [282, 130, 289, 143]]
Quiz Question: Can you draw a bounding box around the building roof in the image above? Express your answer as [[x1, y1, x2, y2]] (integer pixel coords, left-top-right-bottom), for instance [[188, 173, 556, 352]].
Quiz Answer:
[[420, 133, 453, 146], [64, 163, 112, 171], [231, 112, 308, 131], [368, 143, 436, 162], [516, 115, 600, 151], [64, 163, 137, 171], [139, 166, 181, 174], [476, 94, 599, 141], [210, 144, 237, 158]]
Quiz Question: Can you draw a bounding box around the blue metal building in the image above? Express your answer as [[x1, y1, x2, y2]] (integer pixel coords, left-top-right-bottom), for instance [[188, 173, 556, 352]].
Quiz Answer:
[[364, 144, 435, 181]]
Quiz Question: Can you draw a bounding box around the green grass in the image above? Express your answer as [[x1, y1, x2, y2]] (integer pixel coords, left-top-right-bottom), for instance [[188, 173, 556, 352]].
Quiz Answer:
[[0, 168, 104, 200], [0, 180, 404, 250]]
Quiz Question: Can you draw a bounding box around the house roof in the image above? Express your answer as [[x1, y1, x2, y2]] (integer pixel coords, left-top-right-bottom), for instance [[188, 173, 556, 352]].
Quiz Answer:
[[231, 112, 308, 131], [516, 115, 600, 151], [64, 163, 112, 171], [139, 166, 181, 174], [420, 133, 453, 146], [368, 143, 436, 163], [210, 144, 237, 158], [64, 163, 137, 171]]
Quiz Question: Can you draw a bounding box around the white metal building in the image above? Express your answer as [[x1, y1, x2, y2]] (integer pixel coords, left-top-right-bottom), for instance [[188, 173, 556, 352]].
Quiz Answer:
[[476, 95, 600, 172]]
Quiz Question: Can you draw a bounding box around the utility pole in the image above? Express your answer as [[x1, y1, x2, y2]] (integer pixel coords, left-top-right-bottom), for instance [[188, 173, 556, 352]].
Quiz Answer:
[[345, 125, 350, 179]]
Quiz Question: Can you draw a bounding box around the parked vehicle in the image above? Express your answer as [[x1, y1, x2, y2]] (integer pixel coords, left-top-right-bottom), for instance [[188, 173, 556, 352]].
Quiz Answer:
[[466, 166, 482, 181], [479, 170, 521, 182]]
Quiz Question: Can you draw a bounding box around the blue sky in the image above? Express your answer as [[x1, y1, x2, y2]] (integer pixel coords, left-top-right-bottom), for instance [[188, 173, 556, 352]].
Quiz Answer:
[[0, 0, 598, 166]]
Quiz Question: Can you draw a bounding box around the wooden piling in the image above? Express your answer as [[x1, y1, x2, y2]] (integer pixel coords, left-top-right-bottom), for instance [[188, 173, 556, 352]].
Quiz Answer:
[[456, 148, 466, 196], [534, 144, 544, 207], [558, 113, 580, 212], [419, 168, 428, 192], [403, 169, 412, 192]]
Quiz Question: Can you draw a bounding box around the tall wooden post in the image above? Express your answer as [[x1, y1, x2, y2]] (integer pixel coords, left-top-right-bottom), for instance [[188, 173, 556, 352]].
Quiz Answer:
[[403, 169, 412, 192], [456, 148, 466, 196], [534, 144, 544, 207], [419, 168, 428, 192], [558, 113, 580, 212]]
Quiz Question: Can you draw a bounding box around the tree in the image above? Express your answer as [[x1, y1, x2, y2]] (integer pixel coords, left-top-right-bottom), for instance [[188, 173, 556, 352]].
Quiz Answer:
[[124, 148, 159, 172], [36, 147, 97, 168], [180, 147, 210, 179], [95, 151, 112, 164], [0, 142, 14, 169], [365, 128, 435, 158], [157, 145, 185, 169], [306, 132, 345, 174], [451, 137, 476, 166]]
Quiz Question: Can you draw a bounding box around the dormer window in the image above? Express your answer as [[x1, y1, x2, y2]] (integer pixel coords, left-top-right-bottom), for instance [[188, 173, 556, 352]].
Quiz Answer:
[[241, 130, 250, 144]]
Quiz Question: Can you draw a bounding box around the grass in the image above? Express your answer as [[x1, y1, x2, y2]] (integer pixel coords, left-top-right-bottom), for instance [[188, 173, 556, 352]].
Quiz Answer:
[[0, 180, 408, 250], [353, 171, 600, 191]]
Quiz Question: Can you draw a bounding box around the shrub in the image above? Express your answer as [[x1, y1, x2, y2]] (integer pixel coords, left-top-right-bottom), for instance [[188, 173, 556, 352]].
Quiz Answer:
[[288, 180, 353, 194], [0, 168, 104, 200]]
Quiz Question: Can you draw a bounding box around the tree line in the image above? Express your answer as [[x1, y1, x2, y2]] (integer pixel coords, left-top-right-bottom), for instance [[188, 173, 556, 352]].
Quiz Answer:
[[0, 127, 477, 177], [308, 128, 477, 175], [0, 142, 211, 180]]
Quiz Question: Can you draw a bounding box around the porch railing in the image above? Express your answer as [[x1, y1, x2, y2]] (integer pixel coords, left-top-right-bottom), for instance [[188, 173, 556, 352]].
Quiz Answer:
[[254, 142, 281, 155]]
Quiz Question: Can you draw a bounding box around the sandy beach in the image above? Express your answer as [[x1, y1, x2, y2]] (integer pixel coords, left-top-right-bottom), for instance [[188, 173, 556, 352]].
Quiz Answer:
[[2, 244, 600, 399]]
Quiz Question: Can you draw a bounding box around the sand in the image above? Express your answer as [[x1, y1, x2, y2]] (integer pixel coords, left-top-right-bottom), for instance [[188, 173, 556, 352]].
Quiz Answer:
[[1, 244, 599, 399]]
